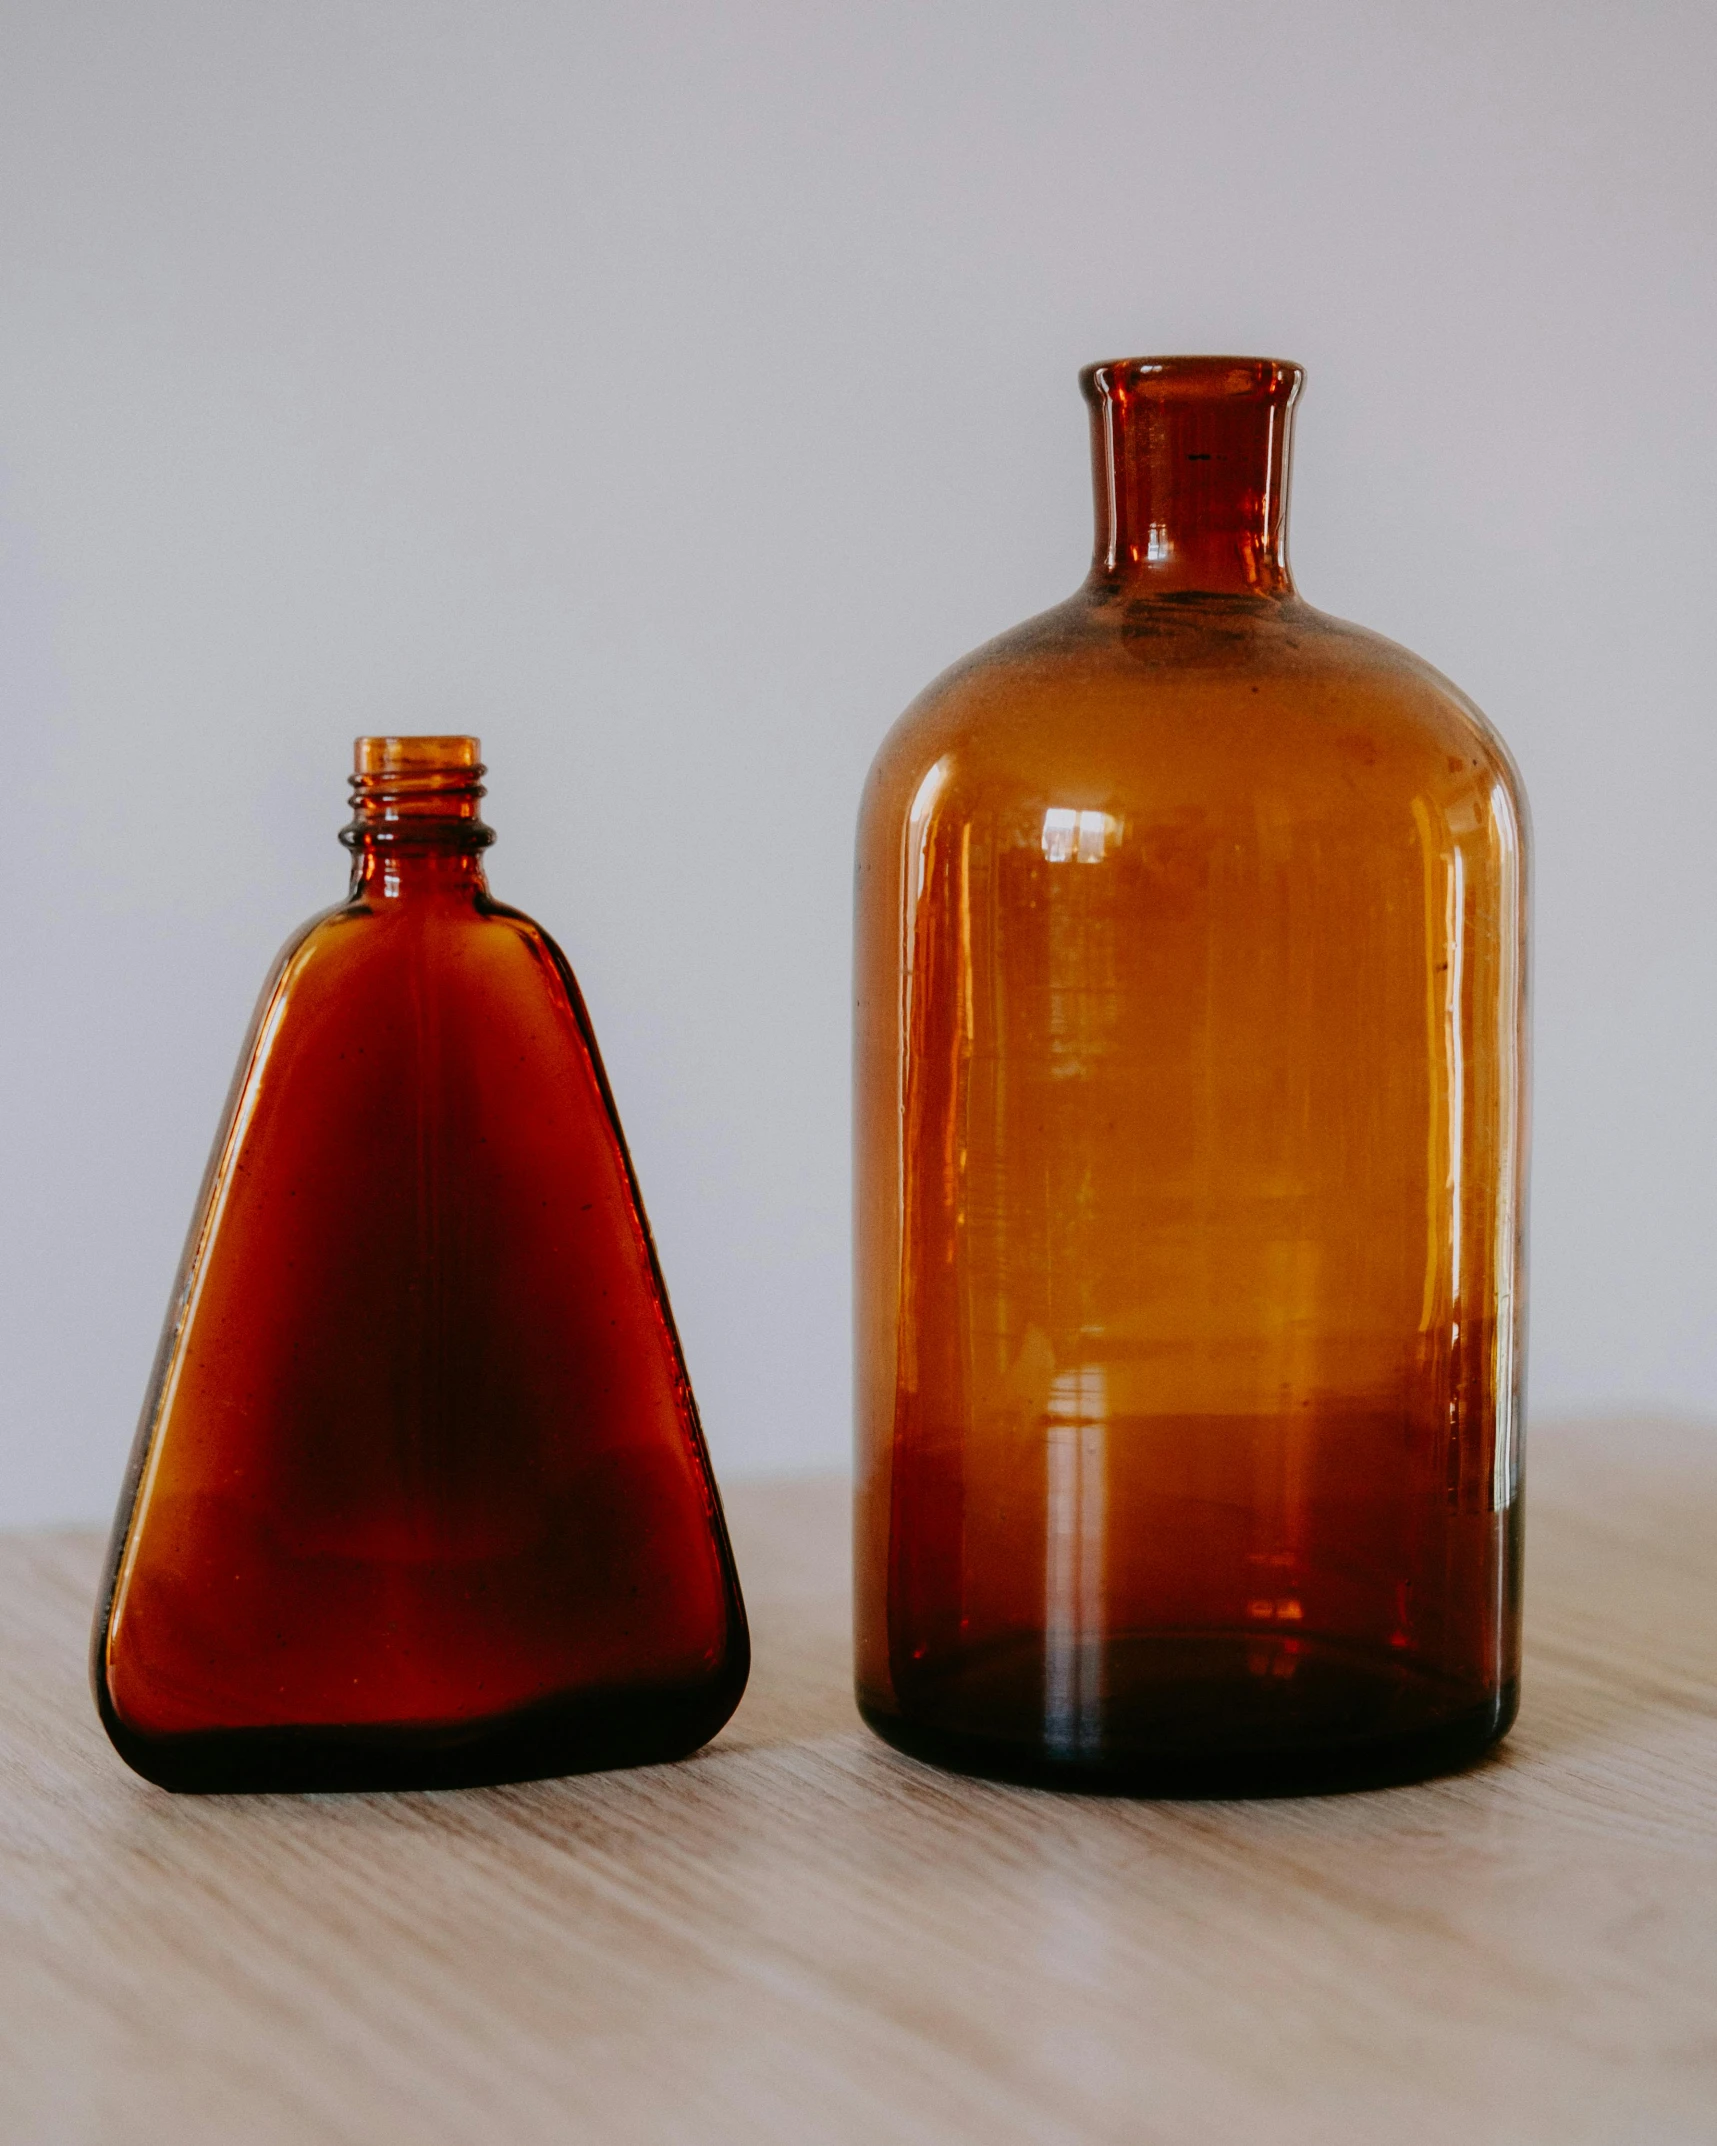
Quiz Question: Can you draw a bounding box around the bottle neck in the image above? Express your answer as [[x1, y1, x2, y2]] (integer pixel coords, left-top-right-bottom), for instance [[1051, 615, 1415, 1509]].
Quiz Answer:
[[340, 735, 493, 901], [1081, 356, 1302, 598]]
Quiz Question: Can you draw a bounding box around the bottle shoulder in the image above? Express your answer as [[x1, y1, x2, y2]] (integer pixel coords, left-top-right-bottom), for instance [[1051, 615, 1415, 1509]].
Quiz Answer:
[[258, 889, 582, 1035], [208, 892, 611, 1174], [282, 885, 553, 959], [859, 588, 1525, 846]]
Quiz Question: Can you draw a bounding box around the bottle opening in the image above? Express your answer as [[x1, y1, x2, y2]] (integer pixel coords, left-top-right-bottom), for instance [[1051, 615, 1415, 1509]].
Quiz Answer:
[[1079, 355, 1304, 407], [343, 735, 494, 849]]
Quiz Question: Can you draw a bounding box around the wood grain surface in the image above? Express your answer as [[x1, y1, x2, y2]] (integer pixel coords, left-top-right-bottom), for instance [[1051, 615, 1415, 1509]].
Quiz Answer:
[[2, 1417, 1713, 2145]]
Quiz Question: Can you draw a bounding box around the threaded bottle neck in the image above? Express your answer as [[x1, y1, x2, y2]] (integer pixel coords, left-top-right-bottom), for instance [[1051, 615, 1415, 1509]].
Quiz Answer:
[[343, 735, 493, 902], [1081, 355, 1302, 598], [341, 735, 495, 853]]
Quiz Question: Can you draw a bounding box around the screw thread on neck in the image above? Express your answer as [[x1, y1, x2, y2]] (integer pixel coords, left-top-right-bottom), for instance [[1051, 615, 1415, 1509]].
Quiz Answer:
[[341, 735, 495, 852]]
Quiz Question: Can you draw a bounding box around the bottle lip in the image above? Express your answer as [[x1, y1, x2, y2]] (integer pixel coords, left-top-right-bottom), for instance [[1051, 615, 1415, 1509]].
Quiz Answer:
[[1079, 355, 1304, 405], [353, 734, 482, 777]]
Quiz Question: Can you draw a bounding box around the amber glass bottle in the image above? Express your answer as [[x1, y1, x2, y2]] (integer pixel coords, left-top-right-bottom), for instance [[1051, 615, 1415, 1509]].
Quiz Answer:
[[95, 737, 748, 1792], [855, 358, 1527, 1793]]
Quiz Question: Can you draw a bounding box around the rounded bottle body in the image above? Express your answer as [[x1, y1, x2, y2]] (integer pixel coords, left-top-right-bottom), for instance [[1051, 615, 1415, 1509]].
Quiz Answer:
[[854, 361, 1527, 1792]]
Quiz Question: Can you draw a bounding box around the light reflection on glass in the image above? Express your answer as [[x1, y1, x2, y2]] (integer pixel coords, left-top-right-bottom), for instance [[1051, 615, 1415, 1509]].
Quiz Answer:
[[1446, 845, 1466, 1307], [1044, 1365, 1107, 1755], [1042, 808, 1117, 863], [1490, 782, 1523, 1517]]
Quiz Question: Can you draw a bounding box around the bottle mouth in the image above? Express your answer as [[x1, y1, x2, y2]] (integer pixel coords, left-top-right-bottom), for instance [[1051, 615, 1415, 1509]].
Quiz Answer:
[[342, 735, 494, 849], [1080, 355, 1304, 406]]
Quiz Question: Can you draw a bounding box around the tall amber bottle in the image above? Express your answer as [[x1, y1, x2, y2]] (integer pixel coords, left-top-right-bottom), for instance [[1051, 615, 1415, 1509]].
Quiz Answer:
[[855, 358, 1526, 1793], [95, 737, 748, 1791]]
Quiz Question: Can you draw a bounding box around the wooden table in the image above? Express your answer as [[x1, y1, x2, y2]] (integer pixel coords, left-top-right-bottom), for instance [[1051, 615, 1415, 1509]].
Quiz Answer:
[[2, 1417, 1713, 2144]]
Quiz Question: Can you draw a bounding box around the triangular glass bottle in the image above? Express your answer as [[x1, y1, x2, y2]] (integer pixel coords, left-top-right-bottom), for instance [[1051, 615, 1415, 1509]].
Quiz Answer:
[[94, 736, 748, 1791]]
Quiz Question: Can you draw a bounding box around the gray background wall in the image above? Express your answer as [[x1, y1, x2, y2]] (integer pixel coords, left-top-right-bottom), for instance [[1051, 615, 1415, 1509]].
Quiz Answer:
[[1, 0, 1712, 1523]]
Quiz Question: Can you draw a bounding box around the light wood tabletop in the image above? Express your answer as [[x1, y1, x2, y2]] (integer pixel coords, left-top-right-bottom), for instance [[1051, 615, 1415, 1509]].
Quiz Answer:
[[2, 1416, 1713, 2146]]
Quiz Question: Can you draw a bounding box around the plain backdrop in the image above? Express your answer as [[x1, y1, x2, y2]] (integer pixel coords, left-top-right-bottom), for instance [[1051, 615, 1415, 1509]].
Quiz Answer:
[[1, 0, 1712, 1524]]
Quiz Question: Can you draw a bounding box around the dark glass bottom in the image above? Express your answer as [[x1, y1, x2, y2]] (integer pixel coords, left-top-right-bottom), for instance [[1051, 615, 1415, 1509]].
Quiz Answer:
[[96, 1671, 747, 1795], [862, 1630, 1517, 1797]]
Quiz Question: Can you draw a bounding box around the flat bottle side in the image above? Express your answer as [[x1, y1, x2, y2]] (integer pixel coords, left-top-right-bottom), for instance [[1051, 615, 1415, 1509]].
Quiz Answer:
[[91, 903, 347, 1729], [485, 898, 751, 1685]]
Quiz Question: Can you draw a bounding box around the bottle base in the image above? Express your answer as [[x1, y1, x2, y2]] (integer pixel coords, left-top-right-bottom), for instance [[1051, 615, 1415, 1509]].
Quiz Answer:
[[859, 1633, 1518, 1798], [96, 1673, 748, 1795]]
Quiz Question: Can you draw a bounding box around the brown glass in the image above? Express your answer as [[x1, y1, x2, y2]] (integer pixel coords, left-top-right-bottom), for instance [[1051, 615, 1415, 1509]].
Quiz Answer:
[[854, 358, 1527, 1794], [94, 737, 748, 1792]]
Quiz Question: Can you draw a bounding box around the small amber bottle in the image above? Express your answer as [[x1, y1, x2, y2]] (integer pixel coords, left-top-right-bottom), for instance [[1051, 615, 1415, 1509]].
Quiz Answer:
[[94, 737, 748, 1792], [854, 358, 1527, 1793]]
